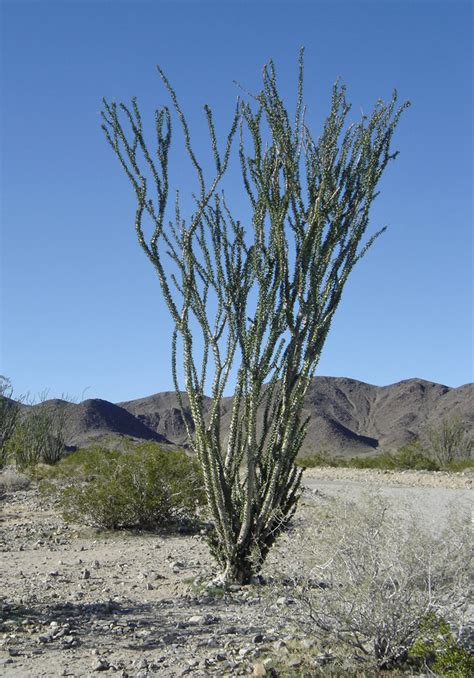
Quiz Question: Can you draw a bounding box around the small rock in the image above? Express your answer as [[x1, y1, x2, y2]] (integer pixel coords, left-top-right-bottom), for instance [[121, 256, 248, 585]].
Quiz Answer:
[[252, 662, 267, 677], [239, 646, 253, 657], [62, 635, 77, 647], [82, 569, 91, 580], [8, 648, 22, 657], [187, 613, 219, 626], [92, 658, 110, 671], [188, 615, 205, 625], [227, 584, 241, 592], [252, 633, 264, 644], [53, 625, 71, 639], [133, 658, 148, 670], [146, 582, 154, 591], [170, 560, 184, 569]]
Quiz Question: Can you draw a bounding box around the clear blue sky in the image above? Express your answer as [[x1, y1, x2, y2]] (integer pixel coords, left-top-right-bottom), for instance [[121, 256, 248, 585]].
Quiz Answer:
[[1, 0, 472, 403]]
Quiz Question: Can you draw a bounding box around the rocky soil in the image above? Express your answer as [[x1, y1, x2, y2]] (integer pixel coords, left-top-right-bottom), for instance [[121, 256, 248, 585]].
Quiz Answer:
[[0, 468, 472, 677]]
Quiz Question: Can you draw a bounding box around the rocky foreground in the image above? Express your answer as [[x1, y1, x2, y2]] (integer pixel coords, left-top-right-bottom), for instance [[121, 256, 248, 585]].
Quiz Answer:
[[0, 468, 472, 677]]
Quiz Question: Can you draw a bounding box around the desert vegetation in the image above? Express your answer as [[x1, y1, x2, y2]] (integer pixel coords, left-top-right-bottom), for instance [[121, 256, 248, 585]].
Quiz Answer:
[[37, 442, 206, 532], [267, 496, 472, 676], [0, 377, 69, 470], [101, 50, 410, 584], [298, 419, 473, 473]]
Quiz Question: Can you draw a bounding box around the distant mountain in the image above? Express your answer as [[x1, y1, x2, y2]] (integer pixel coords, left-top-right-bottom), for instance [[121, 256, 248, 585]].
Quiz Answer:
[[120, 377, 473, 456], [18, 377, 473, 456]]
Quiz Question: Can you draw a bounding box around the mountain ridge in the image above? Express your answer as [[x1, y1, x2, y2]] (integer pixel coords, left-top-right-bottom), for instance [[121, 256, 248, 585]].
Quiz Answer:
[[18, 376, 472, 456]]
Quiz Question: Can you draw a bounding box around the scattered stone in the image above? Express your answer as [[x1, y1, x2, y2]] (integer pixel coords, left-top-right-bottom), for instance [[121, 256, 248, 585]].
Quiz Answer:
[[276, 596, 291, 606], [92, 658, 110, 671], [238, 646, 253, 657], [187, 615, 205, 625], [253, 662, 267, 677], [8, 648, 22, 657], [82, 569, 91, 580], [187, 613, 220, 626], [62, 635, 78, 647], [170, 560, 184, 569], [133, 658, 148, 669], [252, 633, 264, 643]]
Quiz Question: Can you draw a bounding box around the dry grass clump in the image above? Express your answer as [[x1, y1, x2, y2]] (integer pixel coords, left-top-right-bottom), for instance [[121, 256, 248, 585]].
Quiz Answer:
[[266, 494, 471, 675], [0, 468, 31, 497]]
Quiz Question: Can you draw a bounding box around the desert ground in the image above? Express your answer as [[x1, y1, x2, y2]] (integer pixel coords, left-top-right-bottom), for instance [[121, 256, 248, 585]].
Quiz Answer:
[[0, 467, 472, 678]]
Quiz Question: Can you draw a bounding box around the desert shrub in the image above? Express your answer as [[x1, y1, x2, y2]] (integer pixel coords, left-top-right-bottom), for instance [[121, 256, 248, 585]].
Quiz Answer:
[[392, 443, 439, 471], [272, 496, 470, 671], [34, 445, 122, 481], [297, 452, 342, 468], [445, 457, 474, 472], [298, 438, 474, 473], [0, 469, 31, 497], [7, 401, 67, 469], [346, 452, 397, 470], [0, 377, 21, 468], [420, 416, 473, 466], [409, 612, 474, 677], [58, 442, 206, 530]]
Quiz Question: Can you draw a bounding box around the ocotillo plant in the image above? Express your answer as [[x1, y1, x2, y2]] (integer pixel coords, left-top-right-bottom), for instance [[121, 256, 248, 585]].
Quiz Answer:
[[101, 51, 409, 583]]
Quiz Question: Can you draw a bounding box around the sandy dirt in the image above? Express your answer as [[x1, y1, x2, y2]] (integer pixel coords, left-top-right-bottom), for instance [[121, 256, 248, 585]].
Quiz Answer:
[[0, 467, 472, 677]]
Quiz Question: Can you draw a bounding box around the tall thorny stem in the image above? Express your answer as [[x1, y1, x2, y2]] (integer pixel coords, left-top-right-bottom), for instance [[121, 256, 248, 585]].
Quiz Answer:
[[101, 49, 409, 583]]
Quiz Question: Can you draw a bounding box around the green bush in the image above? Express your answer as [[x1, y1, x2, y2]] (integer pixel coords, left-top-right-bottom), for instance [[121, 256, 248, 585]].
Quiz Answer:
[[391, 443, 439, 471], [297, 451, 342, 468], [34, 445, 123, 481], [297, 442, 474, 473], [0, 376, 21, 468], [7, 402, 67, 469], [445, 457, 474, 472], [409, 612, 474, 677], [57, 442, 206, 530], [420, 416, 473, 466], [347, 452, 397, 470]]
